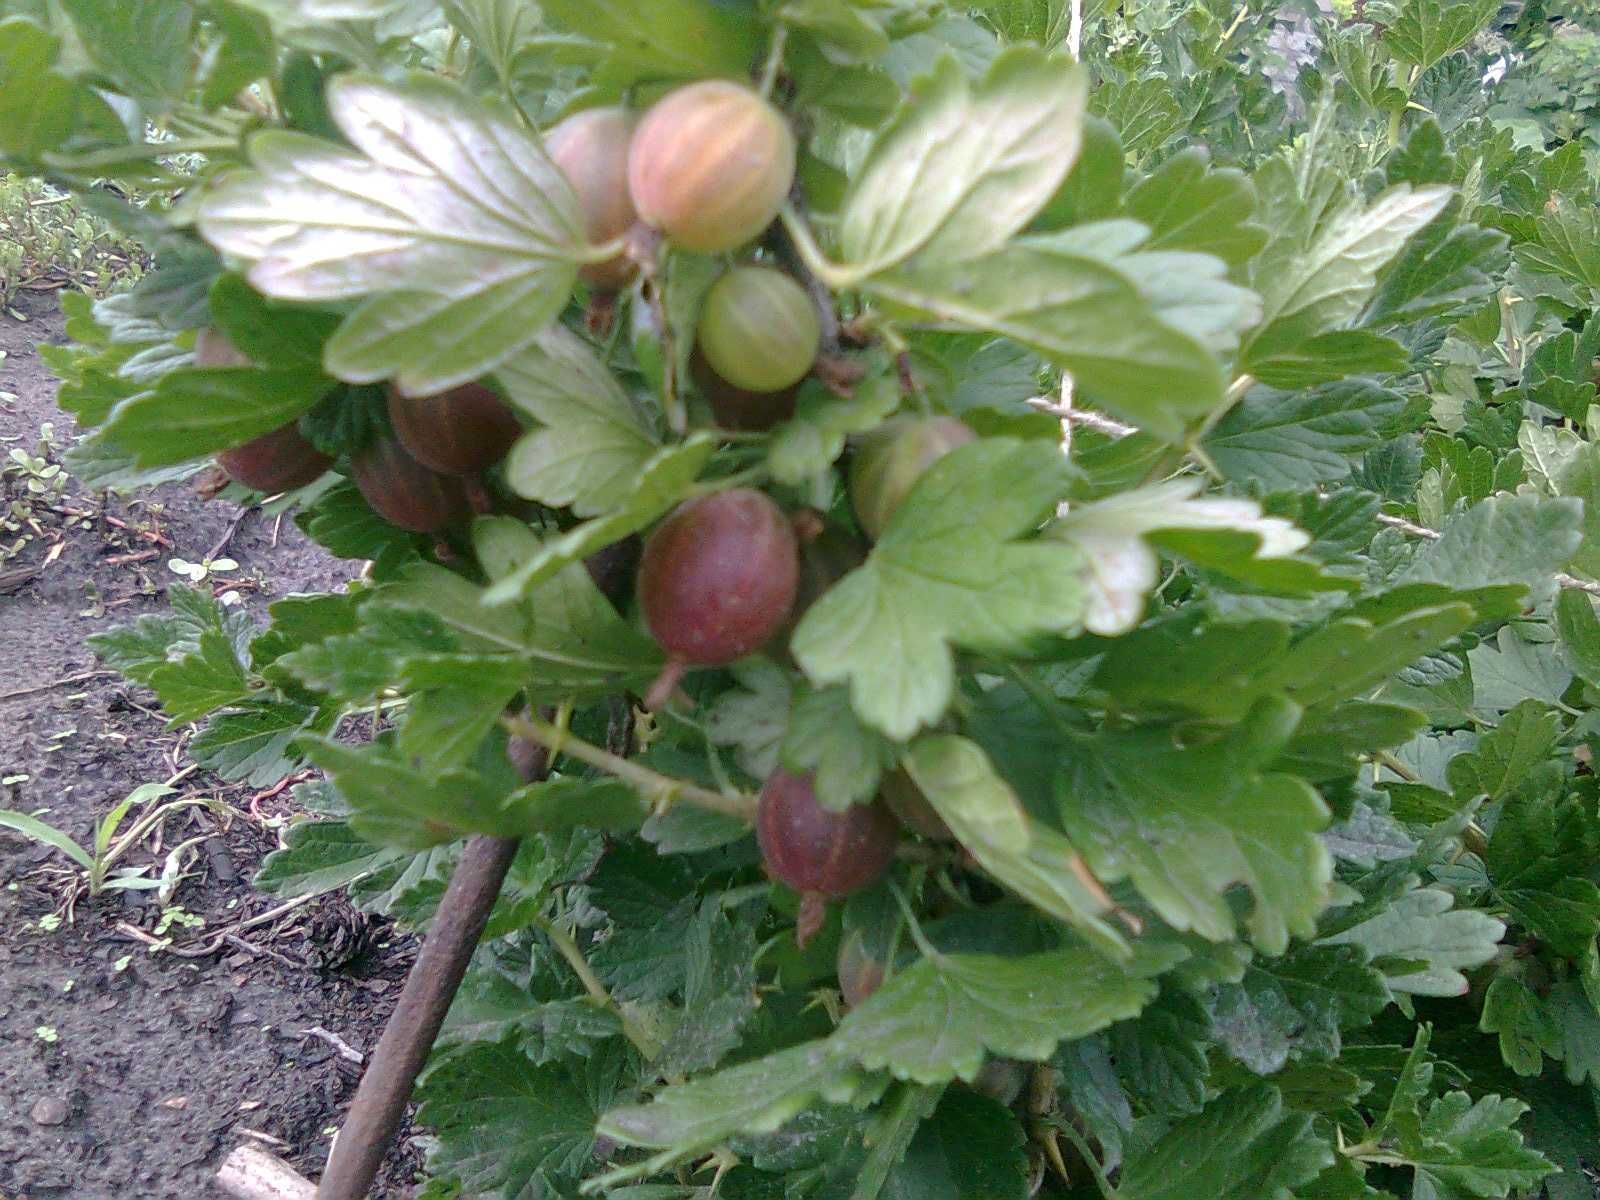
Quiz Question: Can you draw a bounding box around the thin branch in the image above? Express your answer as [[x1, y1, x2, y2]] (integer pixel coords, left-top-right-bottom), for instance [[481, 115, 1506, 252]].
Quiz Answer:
[[1373, 511, 1440, 539], [758, 23, 789, 97], [1025, 397, 1136, 438], [502, 712, 757, 821]]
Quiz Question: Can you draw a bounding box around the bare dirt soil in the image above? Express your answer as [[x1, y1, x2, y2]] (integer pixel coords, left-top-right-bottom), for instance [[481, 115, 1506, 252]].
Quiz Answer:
[[0, 292, 422, 1199]]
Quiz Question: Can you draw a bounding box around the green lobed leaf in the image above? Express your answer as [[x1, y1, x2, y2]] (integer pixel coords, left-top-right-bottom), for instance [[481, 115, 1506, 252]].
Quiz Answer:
[[255, 819, 408, 899], [1478, 975, 1560, 1077], [418, 1041, 629, 1198], [1544, 980, 1600, 1088], [1117, 1086, 1333, 1200], [1379, 0, 1500, 71], [1395, 1089, 1554, 1200], [883, 1087, 1028, 1200], [0, 17, 115, 161], [831, 942, 1180, 1084], [863, 237, 1226, 441], [538, 0, 760, 85], [143, 629, 253, 724], [1446, 699, 1562, 802], [198, 73, 585, 394], [768, 376, 901, 487], [1484, 791, 1600, 958], [654, 901, 761, 1077], [1241, 330, 1411, 391], [1109, 991, 1212, 1117], [1244, 185, 1452, 378], [1050, 478, 1339, 635], [1319, 885, 1504, 997], [1121, 147, 1268, 268], [99, 366, 335, 466], [779, 685, 896, 811], [439, 962, 623, 1063], [498, 322, 659, 517], [1060, 698, 1333, 954], [1363, 195, 1508, 325], [1054, 1034, 1134, 1171], [1466, 626, 1574, 714], [597, 1041, 880, 1155], [1396, 492, 1583, 611], [1204, 945, 1389, 1076], [1555, 588, 1600, 684], [301, 736, 545, 849], [188, 701, 319, 787], [839, 47, 1087, 274], [705, 660, 793, 783], [793, 438, 1085, 740], [1091, 75, 1182, 159]]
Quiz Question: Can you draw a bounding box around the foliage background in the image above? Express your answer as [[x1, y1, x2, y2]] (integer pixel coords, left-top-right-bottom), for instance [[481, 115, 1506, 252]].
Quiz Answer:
[[2, 0, 1600, 1198]]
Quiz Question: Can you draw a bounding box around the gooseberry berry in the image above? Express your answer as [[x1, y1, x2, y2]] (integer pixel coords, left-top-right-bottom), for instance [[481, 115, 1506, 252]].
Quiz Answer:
[[351, 435, 471, 534], [756, 769, 898, 899], [637, 488, 798, 707], [386, 382, 521, 475], [217, 424, 332, 494], [696, 265, 819, 394], [627, 80, 795, 254], [690, 347, 799, 433], [546, 106, 639, 289]]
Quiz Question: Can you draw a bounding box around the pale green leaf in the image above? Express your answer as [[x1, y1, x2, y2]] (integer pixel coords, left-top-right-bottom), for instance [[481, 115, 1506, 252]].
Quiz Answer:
[[780, 685, 896, 811], [100, 367, 333, 467], [1061, 699, 1333, 954], [1379, 0, 1500, 71], [538, 0, 759, 83], [1245, 185, 1451, 373], [833, 944, 1177, 1084], [498, 322, 658, 517], [793, 439, 1085, 740], [864, 239, 1225, 441], [1121, 147, 1267, 267], [598, 1041, 878, 1153], [199, 74, 584, 388], [1398, 492, 1584, 611], [1320, 886, 1504, 996], [840, 48, 1087, 273], [768, 376, 900, 487], [704, 660, 793, 783]]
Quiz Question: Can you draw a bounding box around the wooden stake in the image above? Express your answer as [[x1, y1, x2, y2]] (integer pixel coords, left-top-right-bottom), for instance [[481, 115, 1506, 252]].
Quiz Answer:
[[314, 834, 521, 1200]]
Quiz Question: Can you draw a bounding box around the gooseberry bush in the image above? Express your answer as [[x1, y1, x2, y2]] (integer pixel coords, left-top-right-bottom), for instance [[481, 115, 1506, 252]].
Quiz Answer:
[[6, 0, 1600, 1197]]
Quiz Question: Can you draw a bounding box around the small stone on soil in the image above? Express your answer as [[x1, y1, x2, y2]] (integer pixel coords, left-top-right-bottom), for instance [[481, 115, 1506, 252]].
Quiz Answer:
[[29, 1095, 70, 1125]]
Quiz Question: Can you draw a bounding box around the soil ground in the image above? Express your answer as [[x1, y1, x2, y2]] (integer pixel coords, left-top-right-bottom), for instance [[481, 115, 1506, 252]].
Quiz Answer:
[[0, 292, 422, 1198]]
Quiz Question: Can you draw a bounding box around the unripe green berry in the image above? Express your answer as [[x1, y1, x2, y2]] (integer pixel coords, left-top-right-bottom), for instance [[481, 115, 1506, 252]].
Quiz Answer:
[[849, 416, 976, 540], [696, 266, 820, 394]]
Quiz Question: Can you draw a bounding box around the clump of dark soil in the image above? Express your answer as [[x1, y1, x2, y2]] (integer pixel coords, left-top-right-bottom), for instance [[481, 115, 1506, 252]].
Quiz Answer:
[[0, 292, 422, 1198]]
